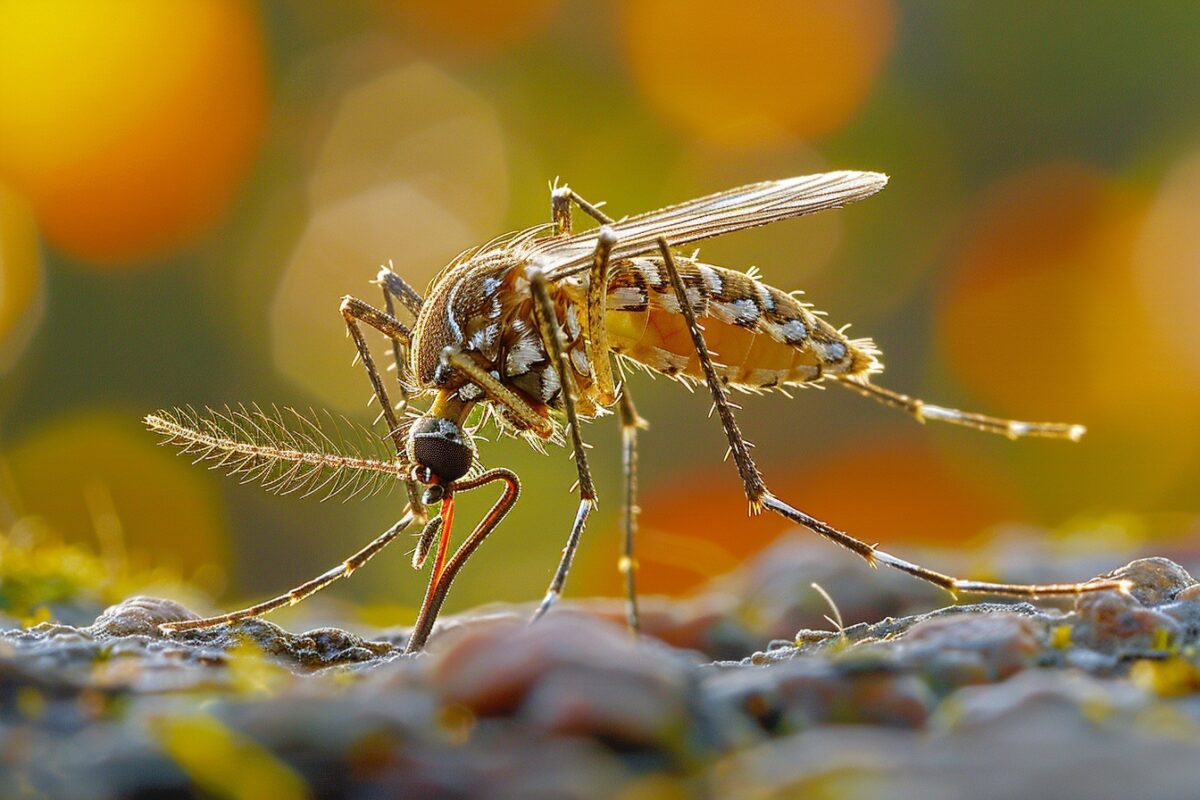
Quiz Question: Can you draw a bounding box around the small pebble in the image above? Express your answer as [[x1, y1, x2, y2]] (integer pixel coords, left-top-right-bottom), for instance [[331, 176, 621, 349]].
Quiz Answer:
[[87, 596, 198, 638], [1094, 558, 1196, 606]]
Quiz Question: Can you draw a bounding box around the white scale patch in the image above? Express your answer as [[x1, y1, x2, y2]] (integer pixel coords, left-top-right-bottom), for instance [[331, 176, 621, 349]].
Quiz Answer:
[[757, 281, 775, 313], [817, 340, 848, 363], [540, 365, 561, 401], [565, 305, 581, 338], [610, 286, 647, 310], [710, 298, 759, 326], [774, 318, 807, 345], [656, 287, 704, 315], [570, 347, 591, 376], [468, 323, 501, 359], [505, 332, 543, 377], [458, 382, 484, 401], [445, 278, 466, 341], [699, 264, 723, 294], [635, 260, 662, 287]]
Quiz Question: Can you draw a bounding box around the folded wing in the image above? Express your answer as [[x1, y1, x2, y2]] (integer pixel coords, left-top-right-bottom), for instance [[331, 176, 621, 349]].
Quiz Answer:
[[532, 170, 888, 281]]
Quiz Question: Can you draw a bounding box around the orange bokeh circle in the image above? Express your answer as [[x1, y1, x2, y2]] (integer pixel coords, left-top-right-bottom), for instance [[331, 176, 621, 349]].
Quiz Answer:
[[0, 0, 267, 267], [623, 0, 895, 145]]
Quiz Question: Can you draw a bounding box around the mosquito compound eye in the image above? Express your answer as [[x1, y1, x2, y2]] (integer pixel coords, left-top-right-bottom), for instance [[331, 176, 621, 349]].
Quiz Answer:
[[408, 417, 473, 484]]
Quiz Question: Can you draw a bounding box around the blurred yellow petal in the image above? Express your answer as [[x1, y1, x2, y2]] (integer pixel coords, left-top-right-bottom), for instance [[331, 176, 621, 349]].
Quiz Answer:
[[0, 0, 267, 266], [622, 0, 894, 146], [0, 182, 42, 373]]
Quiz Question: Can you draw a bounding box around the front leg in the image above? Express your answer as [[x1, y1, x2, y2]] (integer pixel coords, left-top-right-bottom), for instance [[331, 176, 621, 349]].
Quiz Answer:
[[339, 295, 425, 519], [550, 181, 614, 235], [550, 184, 619, 406], [374, 264, 425, 414]]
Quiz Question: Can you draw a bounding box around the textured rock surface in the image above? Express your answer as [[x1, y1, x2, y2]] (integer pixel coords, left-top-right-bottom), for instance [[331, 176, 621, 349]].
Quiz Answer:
[[4, 538, 1200, 799]]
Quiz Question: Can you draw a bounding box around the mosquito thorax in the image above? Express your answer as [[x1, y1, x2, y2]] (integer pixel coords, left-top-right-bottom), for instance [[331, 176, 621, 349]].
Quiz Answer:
[[407, 414, 474, 485]]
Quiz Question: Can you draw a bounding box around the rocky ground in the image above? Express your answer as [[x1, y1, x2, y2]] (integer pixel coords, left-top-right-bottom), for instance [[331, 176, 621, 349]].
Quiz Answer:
[[4, 533, 1200, 799]]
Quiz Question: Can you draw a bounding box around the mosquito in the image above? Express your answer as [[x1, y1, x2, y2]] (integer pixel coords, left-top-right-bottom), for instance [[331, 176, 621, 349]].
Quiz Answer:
[[146, 171, 1127, 652]]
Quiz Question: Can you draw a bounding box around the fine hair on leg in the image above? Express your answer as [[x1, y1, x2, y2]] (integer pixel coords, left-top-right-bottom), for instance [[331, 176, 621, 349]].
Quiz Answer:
[[374, 265, 425, 415], [339, 294, 426, 518]]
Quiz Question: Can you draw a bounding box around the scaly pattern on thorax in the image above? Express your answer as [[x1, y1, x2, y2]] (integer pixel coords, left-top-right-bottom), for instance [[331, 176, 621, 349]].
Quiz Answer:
[[411, 248, 601, 433]]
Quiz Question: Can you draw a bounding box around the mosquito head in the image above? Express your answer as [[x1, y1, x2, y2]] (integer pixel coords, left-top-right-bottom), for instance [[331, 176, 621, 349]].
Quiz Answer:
[[407, 415, 474, 487]]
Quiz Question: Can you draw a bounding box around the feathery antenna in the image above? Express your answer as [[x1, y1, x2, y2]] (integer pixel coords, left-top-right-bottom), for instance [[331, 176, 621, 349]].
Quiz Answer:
[[145, 404, 409, 501]]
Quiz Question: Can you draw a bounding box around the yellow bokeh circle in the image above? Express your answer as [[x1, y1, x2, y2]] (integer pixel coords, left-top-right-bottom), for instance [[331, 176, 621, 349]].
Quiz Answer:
[[4, 413, 229, 583], [622, 0, 895, 146], [0, 0, 267, 267]]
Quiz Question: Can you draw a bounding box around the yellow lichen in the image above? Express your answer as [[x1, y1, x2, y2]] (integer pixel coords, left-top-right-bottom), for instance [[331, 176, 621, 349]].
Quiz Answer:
[[1050, 624, 1073, 649]]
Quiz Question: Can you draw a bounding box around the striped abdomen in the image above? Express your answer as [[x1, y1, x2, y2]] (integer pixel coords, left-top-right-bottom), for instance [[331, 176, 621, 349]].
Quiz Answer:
[[604, 257, 879, 390]]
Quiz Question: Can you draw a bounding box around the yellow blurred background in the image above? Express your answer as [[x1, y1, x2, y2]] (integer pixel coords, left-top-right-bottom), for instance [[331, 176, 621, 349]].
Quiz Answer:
[[2, 1, 1199, 619]]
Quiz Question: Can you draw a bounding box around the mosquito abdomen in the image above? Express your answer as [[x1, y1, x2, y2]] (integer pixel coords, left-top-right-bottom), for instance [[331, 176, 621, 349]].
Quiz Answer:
[[605, 258, 879, 390]]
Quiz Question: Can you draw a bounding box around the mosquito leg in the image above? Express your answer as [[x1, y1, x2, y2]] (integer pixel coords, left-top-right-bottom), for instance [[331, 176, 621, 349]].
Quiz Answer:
[[551, 183, 614, 235], [527, 268, 598, 621], [339, 295, 426, 520], [835, 376, 1086, 442], [160, 511, 417, 633], [441, 348, 555, 437], [618, 386, 647, 633], [584, 228, 618, 406], [375, 265, 425, 413], [375, 264, 425, 316], [654, 237, 1127, 599]]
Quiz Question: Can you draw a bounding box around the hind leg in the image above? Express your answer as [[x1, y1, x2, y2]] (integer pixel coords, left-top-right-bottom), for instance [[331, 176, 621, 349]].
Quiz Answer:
[[836, 377, 1085, 441], [653, 237, 1126, 599]]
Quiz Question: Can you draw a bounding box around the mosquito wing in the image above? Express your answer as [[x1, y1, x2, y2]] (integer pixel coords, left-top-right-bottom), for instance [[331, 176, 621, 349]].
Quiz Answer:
[[530, 170, 887, 281]]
